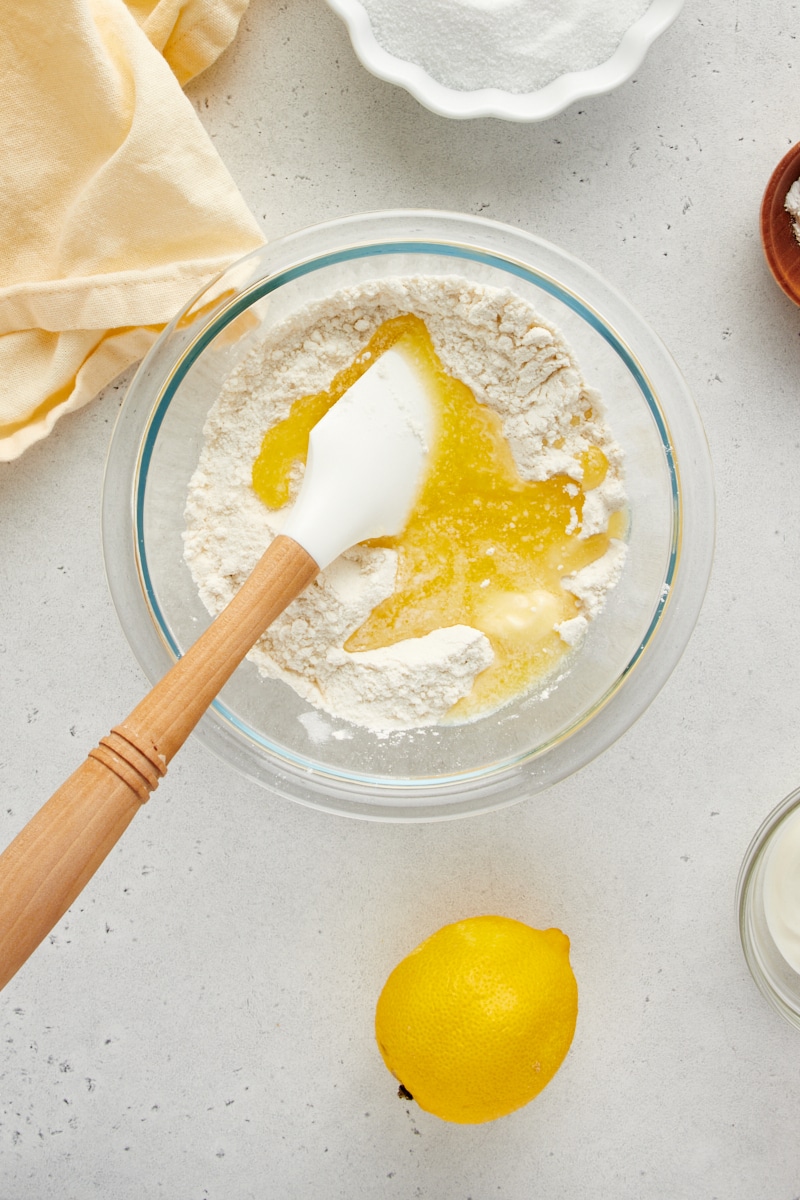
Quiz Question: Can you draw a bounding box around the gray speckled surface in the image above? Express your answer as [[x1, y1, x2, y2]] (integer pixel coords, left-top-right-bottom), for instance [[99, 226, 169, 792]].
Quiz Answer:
[[2, 0, 800, 1195]]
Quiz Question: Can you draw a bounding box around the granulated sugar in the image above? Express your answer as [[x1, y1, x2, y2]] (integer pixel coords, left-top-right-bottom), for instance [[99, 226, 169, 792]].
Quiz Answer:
[[360, 0, 651, 94]]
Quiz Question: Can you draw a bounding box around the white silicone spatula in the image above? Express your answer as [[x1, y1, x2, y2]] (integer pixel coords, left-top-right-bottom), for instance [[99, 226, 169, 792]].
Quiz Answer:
[[0, 345, 434, 990]]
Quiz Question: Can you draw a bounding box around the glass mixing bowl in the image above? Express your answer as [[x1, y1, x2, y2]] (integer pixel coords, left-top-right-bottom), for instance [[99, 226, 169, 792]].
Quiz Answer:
[[102, 211, 714, 820], [737, 786, 800, 1031]]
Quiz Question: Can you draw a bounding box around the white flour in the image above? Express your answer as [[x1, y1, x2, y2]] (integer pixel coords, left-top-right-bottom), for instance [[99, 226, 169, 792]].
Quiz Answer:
[[183, 276, 627, 732], [360, 0, 651, 95]]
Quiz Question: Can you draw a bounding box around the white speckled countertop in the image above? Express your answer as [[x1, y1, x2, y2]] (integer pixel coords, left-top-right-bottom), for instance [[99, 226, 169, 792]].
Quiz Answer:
[[2, 1, 800, 1195]]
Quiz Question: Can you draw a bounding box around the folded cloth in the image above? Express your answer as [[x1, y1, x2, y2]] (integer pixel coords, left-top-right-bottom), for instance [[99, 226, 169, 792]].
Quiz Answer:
[[128, 0, 251, 84], [0, 0, 265, 462]]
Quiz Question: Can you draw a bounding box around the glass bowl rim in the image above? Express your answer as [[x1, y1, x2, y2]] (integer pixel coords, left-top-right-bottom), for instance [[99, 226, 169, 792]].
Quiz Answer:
[[736, 784, 800, 1030]]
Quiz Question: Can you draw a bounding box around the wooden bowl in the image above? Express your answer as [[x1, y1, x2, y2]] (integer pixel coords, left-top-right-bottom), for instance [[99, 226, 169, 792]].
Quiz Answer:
[[761, 142, 800, 305]]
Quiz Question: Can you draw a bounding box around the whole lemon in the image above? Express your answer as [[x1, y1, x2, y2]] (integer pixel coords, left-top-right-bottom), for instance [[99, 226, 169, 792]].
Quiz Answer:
[[375, 915, 578, 1124]]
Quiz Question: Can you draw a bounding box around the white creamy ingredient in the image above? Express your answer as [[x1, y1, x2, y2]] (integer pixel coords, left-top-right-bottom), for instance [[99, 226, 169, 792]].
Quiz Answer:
[[763, 805, 800, 975], [183, 275, 627, 732], [360, 0, 651, 94], [785, 178, 800, 247]]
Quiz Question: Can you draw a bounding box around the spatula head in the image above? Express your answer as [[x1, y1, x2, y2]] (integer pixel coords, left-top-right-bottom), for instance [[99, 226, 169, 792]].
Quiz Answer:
[[281, 344, 435, 569]]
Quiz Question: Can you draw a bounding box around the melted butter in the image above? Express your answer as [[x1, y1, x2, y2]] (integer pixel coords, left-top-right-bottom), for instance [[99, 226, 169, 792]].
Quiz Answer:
[[252, 314, 620, 719]]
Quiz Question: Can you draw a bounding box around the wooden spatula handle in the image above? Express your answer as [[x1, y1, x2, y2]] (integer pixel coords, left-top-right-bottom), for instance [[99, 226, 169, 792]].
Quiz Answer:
[[0, 535, 318, 991]]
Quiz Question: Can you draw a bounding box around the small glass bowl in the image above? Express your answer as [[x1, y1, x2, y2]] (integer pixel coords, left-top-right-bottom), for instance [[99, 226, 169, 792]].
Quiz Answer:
[[737, 786, 800, 1030], [325, 0, 685, 122], [102, 210, 714, 821]]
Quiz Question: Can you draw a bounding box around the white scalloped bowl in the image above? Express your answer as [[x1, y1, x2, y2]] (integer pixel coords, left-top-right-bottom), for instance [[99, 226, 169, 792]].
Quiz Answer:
[[325, 0, 685, 121]]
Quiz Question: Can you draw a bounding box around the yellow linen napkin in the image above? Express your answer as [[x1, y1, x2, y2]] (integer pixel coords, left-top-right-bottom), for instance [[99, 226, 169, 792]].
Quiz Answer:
[[0, 0, 265, 462]]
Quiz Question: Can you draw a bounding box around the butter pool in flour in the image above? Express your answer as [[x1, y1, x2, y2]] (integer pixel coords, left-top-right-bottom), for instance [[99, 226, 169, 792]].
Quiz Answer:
[[183, 276, 628, 733]]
